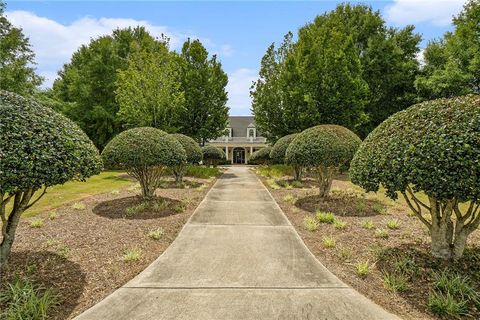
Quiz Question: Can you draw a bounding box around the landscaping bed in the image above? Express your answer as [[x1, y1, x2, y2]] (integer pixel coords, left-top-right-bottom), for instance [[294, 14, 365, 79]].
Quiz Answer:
[[256, 168, 480, 320], [0, 175, 218, 319]]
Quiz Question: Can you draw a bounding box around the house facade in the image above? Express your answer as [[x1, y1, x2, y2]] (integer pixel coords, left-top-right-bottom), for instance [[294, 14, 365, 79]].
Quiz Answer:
[[207, 116, 268, 164]]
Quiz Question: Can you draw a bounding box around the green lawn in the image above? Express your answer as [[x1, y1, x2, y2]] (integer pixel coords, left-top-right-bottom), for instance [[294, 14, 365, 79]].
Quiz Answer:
[[13, 171, 133, 217]]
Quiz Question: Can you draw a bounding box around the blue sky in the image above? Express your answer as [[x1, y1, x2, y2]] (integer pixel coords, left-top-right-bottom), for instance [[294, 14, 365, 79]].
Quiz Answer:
[[5, 0, 465, 115]]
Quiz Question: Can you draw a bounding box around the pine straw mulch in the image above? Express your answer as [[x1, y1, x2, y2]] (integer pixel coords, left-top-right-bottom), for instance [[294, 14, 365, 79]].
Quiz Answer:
[[257, 172, 480, 320], [0, 176, 217, 319]]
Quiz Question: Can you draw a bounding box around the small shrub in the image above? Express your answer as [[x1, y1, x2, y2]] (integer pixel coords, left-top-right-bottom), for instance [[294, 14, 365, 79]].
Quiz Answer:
[[57, 245, 70, 259], [125, 202, 147, 216], [266, 179, 281, 190], [375, 228, 389, 239], [322, 236, 336, 248], [355, 261, 371, 278], [304, 216, 319, 231], [30, 218, 44, 228], [283, 194, 296, 204], [48, 211, 58, 220], [362, 220, 374, 230], [202, 145, 225, 167], [372, 202, 387, 215], [152, 200, 168, 212], [148, 228, 164, 240], [356, 200, 366, 213], [72, 202, 86, 210], [315, 211, 335, 224], [431, 271, 479, 305], [174, 201, 187, 213], [336, 246, 353, 261], [383, 272, 408, 292], [386, 218, 400, 230], [123, 248, 141, 262], [0, 278, 60, 319], [428, 291, 469, 318], [333, 219, 347, 230]]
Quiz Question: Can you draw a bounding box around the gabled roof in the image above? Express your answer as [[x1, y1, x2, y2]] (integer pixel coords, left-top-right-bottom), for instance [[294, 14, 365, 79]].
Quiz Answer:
[[227, 116, 262, 138]]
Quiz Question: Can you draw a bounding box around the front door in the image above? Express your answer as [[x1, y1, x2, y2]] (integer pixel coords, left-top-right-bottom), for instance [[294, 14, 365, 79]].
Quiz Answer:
[[233, 148, 245, 164]]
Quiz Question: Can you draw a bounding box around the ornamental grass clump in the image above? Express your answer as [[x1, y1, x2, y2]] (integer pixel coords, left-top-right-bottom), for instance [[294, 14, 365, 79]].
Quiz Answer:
[[286, 125, 361, 197], [270, 134, 303, 180], [0, 90, 102, 269], [351, 95, 480, 261], [102, 127, 186, 200], [170, 134, 202, 184], [202, 145, 225, 167]]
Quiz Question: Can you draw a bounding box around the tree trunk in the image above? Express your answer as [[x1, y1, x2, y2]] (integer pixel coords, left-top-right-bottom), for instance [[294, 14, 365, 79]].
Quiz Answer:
[[293, 165, 303, 181], [317, 166, 334, 198], [173, 165, 184, 185]]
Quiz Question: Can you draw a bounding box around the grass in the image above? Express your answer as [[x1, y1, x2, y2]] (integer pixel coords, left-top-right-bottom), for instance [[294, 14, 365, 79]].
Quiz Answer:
[[374, 228, 389, 239], [336, 246, 353, 261], [355, 261, 371, 278], [30, 218, 44, 228], [372, 202, 387, 215], [362, 220, 375, 230], [315, 211, 335, 224], [333, 219, 347, 230], [9, 171, 133, 217], [283, 194, 297, 204], [123, 248, 141, 262], [125, 202, 147, 216], [48, 211, 58, 220], [148, 228, 164, 240], [383, 272, 409, 293], [385, 218, 400, 230], [184, 165, 221, 179], [356, 200, 367, 213], [431, 271, 480, 306], [0, 277, 60, 320], [57, 245, 71, 259], [266, 179, 281, 190], [256, 165, 292, 179], [428, 291, 469, 318], [304, 216, 319, 232], [173, 201, 188, 213], [72, 202, 86, 210], [322, 236, 336, 248]]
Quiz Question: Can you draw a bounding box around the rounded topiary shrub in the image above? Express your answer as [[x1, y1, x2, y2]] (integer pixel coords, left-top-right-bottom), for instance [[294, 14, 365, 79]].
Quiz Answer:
[[270, 133, 302, 180], [350, 95, 480, 261], [286, 125, 361, 197], [170, 133, 202, 183], [0, 90, 102, 267], [202, 145, 226, 167], [102, 127, 186, 199], [249, 147, 272, 165]]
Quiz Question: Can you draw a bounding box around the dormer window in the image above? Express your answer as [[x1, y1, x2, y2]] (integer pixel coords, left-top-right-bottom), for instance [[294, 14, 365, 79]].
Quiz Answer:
[[227, 127, 232, 138], [247, 123, 256, 139], [248, 128, 255, 138]]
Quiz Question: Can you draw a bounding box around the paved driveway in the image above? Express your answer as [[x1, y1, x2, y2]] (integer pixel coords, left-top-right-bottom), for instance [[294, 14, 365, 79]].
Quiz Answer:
[[76, 167, 399, 320]]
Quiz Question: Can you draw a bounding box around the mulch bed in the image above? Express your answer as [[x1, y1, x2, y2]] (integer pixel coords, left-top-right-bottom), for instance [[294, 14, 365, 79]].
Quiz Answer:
[[257, 171, 480, 320], [0, 176, 217, 319]]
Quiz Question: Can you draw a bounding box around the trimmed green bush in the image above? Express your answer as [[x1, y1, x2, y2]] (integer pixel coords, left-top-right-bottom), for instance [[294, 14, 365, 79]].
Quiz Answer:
[[286, 125, 361, 197], [270, 134, 302, 180], [102, 127, 186, 199], [249, 147, 272, 165], [350, 95, 480, 261], [202, 145, 225, 167], [0, 90, 102, 268], [170, 134, 202, 184]]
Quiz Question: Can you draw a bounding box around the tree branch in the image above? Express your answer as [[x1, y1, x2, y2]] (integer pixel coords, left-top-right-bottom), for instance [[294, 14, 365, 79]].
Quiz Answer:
[[406, 186, 431, 211], [25, 186, 48, 210], [402, 192, 432, 229]]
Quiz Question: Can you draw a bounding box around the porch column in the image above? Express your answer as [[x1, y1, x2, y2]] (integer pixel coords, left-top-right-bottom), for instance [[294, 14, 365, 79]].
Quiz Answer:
[[225, 145, 228, 160]]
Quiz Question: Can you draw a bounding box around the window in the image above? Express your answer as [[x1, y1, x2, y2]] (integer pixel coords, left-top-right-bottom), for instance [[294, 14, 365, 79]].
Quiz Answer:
[[248, 129, 255, 138]]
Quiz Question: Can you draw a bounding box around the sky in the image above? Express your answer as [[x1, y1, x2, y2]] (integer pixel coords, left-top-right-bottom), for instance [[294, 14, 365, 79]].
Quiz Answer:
[[5, 0, 465, 115]]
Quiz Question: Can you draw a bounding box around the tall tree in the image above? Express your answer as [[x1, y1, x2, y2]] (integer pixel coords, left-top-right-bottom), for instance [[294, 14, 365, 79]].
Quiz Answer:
[[116, 44, 185, 132], [416, 0, 479, 99], [0, 1, 42, 94], [177, 39, 229, 145], [53, 26, 162, 149], [251, 4, 421, 140]]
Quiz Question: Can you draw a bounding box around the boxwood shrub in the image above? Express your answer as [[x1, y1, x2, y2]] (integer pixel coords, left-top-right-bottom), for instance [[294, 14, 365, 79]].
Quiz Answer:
[[350, 95, 480, 261], [202, 146, 226, 167], [102, 127, 186, 198], [249, 147, 272, 165], [270, 133, 302, 180], [0, 90, 102, 268], [170, 134, 202, 183], [286, 125, 361, 197]]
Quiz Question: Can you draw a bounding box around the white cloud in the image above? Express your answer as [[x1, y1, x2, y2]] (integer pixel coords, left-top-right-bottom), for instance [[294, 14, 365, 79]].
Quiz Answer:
[[385, 0, 464, 26], [5, 10, 233, 88], [226, 68, 257, 116]]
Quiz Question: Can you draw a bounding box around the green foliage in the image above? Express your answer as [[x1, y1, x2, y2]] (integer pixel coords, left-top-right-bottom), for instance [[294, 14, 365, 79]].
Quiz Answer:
[[29, 218, 44, 229], [431, 271, 480, 306], [148, 228, 164, 240], [351, 95, 480, 260], [202, 146, 225, 166], [53, 27, 164, 149], [125, 202, 147, 217], [385, 219, 400, 230], [322, 236, 336, 248], [123, 248, 141, 262], [375, 228, 389, 239], [362, 220, 375, 230], [171, 134, 202, 164], [101, 127, 186, 198], [315, 211, 335, 224], [249, 147, 272, 165], [333, 219, 347, 230], [383, 272, 409, 293], [116, 47, 185, 131], [428, 291, 469, 318], [177, 39, 229, 144], [251, 4, 421, 140], [270, 134, 298, 164], [304, 216, 319, 231], [184, 165, 220, 179], [256, 165, 293, 178], [0, 3, 42, 95], [355, 261, 371, 278], [0, 277, 60, 320], [416, 0, 480, 100]]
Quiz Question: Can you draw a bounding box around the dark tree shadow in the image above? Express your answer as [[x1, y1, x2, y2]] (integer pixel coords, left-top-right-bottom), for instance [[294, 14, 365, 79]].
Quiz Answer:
[[93, 196, 181, 220], [295, 194, 385, 217], [0, 251, 86, 320]]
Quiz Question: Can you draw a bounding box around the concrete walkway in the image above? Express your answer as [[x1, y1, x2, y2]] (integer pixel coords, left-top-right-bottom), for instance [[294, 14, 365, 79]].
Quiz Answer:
[[76, 167, 399, 320]]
